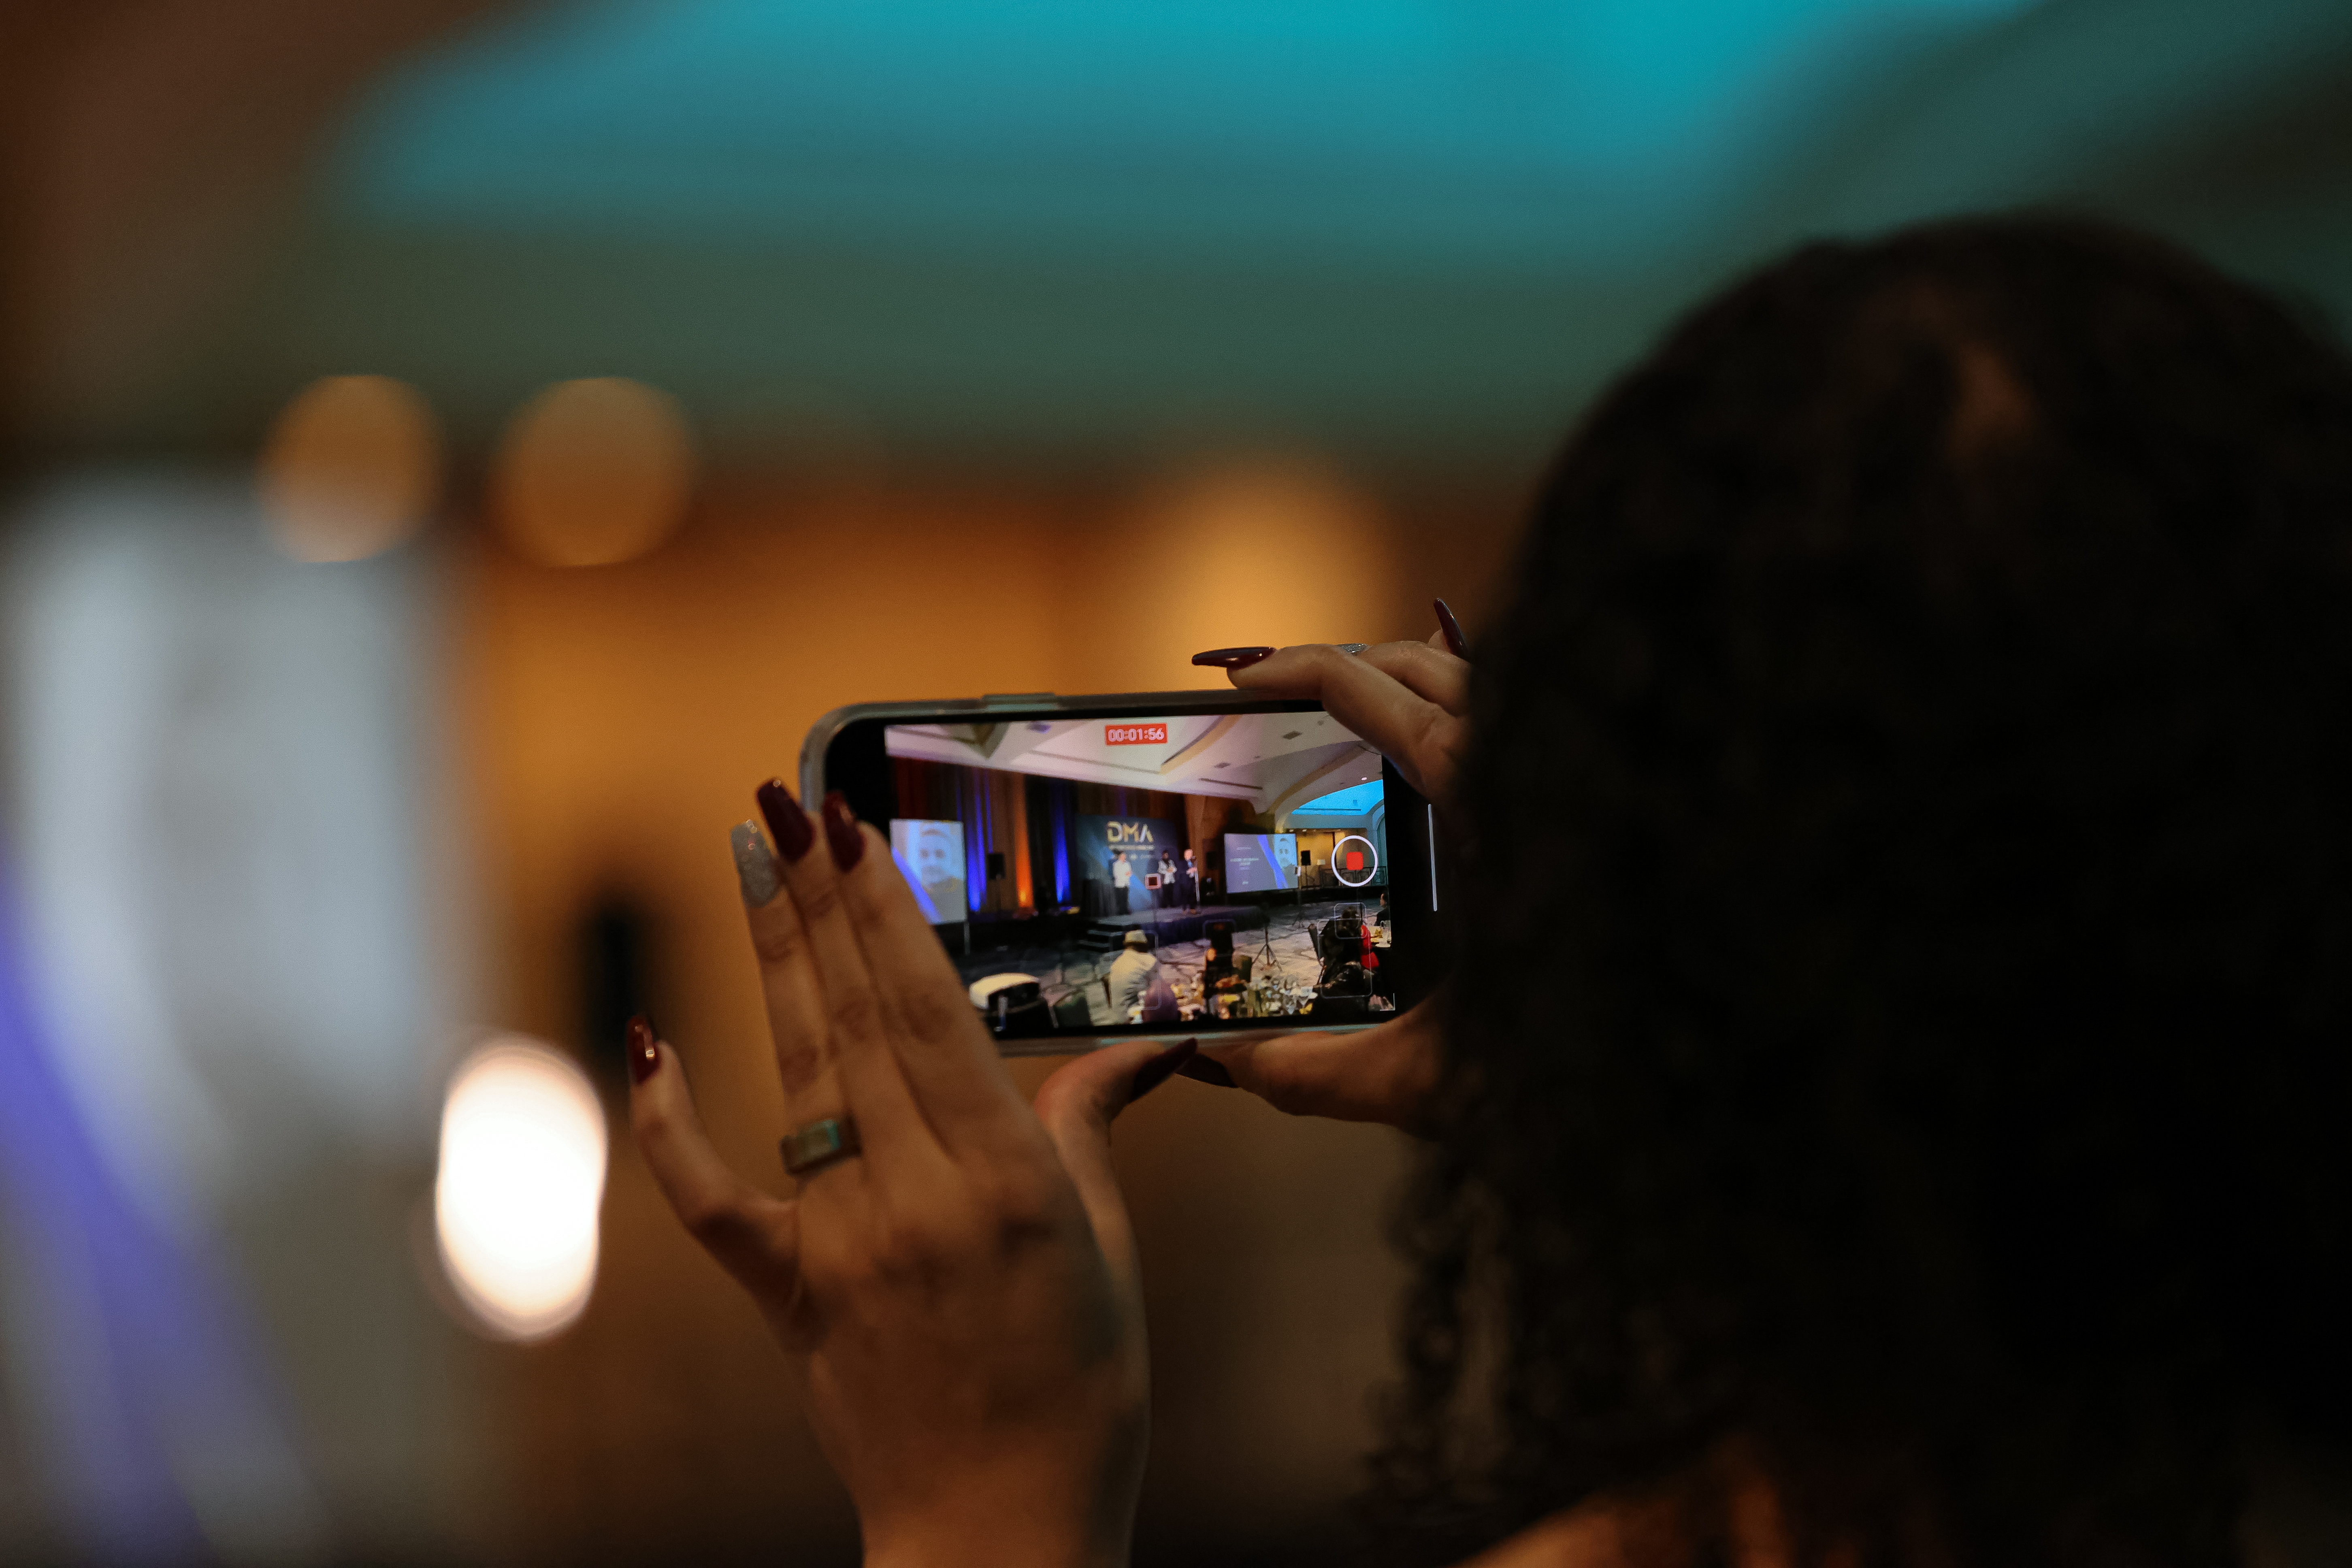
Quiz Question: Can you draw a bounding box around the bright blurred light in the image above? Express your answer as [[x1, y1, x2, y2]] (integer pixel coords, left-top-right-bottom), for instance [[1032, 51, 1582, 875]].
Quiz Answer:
[[257, 375, 442, 562], [492, 377, 696, 567], [434, 1036, 606, 1341]]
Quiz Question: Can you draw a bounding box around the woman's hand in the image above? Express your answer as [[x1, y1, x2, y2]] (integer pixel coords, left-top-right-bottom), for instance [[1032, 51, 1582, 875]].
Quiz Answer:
[[1184, 993, 1447, 1132], [1214, 627, 1471, 814], [631, 785, 1192, 1568], [1185, 607, 1474, 1132]]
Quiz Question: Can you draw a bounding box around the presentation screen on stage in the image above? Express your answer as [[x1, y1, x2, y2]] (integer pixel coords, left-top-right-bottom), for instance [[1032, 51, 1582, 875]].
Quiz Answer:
[[1222, 832, 1298, 893]]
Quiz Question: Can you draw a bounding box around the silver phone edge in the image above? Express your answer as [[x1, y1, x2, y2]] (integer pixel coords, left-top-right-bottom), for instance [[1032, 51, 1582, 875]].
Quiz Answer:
[[993, 1022, 1372, 1058]]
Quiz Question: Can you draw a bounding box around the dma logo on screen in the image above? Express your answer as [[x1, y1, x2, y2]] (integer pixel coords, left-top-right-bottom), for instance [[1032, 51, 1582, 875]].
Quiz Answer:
[[1105, 820, 1160, 844]]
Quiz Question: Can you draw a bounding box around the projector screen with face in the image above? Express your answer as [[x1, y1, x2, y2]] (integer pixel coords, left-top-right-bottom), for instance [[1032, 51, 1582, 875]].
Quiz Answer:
[[888, 817, 966, 923]]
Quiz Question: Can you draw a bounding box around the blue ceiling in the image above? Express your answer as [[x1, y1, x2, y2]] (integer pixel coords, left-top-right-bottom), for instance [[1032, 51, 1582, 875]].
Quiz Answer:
[[202, 0, 2352, 471], [330, 0, 2028, 268]]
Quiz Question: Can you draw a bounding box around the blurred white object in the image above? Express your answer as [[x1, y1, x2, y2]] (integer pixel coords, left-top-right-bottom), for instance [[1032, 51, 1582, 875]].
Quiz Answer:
[[435, 1037, 606, 1341], [7, 474, 440, 1224], [0, 473, 454, 1560]]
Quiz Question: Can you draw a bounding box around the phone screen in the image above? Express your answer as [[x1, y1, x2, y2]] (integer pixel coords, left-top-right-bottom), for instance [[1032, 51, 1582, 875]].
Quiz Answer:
[[816, 699, 1441, 1050]]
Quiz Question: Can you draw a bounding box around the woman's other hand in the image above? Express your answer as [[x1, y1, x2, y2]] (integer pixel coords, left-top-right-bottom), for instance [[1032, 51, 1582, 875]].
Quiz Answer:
[[1183, 601, 1473, 1133], [1182, 998, 1445, 1133], [1193, 600, 1472, 814], [631, 784, 1190, 1568]]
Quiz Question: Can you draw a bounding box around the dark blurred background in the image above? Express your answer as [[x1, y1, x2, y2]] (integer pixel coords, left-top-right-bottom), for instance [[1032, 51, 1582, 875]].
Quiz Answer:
[[0, 1, 2345, 1562]]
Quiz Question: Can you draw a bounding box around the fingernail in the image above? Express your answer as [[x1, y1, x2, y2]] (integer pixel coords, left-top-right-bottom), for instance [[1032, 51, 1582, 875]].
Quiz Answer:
[[1434, 599, 1470, 660], [757, 778, 816, 863], [1177, 1054, 1236, 1089], [1333, 643, 1370, 656], [626, 1015, 660, 1084], [822, 791, 865, 871], [1130, 1038, 1198, 1102], [731, 821, 782, 906], [1191, 646, 1275, 670]]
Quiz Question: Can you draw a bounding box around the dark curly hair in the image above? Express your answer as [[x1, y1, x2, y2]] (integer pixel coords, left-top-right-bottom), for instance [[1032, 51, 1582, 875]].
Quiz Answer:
[[1381, 216, 2352, 1566]]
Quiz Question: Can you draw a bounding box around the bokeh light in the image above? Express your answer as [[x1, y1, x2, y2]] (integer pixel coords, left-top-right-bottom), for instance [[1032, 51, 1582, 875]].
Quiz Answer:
[[491, 377, 697, 567], [256, 374, 442, 562], [434, 1036, 607, 1342], [1113, 456, 1395, 685]]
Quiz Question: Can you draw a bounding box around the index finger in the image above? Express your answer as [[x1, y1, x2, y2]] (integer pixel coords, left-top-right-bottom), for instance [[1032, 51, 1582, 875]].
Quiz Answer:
[[827, 810, 1040, 1159], [1226, 643, 1469, 805], [1357, 640, 1469, 714], [731, 815, 842, 1132]]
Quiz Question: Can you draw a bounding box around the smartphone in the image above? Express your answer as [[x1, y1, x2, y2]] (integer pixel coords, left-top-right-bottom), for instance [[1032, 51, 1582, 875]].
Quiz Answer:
[[803, 690, 1449, 1054]]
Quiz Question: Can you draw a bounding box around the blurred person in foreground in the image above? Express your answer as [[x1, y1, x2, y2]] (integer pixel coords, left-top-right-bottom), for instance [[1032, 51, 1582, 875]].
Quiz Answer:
[[630, 215, 2352, 1567]]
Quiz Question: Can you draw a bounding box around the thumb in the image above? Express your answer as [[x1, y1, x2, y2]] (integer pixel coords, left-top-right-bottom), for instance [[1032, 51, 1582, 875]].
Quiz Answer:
[[1033, 1038, 1196, 1288], [1183, 1000, 1444, 1130]]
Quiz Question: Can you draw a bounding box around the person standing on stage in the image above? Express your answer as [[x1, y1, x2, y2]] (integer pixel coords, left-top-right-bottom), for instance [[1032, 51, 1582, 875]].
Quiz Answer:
[[1181, 846, 1200, 908], [1112, 849, 1132, 913]]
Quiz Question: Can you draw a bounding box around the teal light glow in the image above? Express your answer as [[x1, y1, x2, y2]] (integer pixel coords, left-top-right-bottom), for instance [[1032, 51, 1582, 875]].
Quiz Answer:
[[1295, 779, 1385, 817], [260, 0, 2351, 466], [333, 0, 2037, 266]]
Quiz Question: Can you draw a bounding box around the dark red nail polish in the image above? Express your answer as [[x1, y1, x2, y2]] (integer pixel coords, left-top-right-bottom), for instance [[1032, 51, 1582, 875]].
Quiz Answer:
[[1191, 646, 1275, 670], [1177, 1054, 1236, 1089], [757, 778, 816, 862], [1433, 599, 1470, 660], [1130, 1038, 1198, 1102], [821, 792, 865, 871], [626, 1015, 660, 1085]]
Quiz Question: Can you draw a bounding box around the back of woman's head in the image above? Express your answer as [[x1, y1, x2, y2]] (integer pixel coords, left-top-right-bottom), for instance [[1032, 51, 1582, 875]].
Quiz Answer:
[[1397, 216, 2352, 1566]]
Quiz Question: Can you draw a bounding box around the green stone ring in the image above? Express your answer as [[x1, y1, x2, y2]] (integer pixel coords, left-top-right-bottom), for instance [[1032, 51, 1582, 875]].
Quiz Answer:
[[779, 1116, 862, 1176]]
